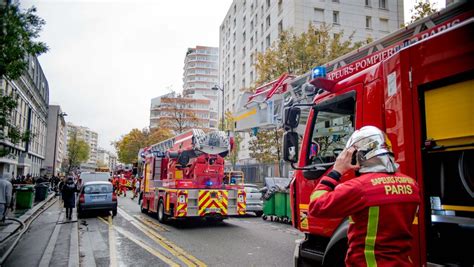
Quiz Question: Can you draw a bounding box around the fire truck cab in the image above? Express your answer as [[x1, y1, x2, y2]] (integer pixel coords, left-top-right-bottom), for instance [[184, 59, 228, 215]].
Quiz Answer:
[[282, 3, 473, 266]]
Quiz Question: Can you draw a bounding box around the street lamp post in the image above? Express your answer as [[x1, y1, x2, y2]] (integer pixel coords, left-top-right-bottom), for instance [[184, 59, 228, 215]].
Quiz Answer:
[[211, 85, 225, 130], [52, 111, 67, 176]]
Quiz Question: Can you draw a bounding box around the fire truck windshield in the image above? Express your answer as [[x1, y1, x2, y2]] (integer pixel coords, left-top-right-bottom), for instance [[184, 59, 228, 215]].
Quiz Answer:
[[307, 97, 355, 166]]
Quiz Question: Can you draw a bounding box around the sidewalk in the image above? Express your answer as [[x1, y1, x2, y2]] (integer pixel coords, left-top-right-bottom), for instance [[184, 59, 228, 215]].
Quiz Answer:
[[0, 192, 56, 242], [0, 192, 79, 266]]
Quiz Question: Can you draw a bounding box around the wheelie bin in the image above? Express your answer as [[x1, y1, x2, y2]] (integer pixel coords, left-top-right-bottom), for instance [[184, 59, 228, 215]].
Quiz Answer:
[[285, 192, 292, 222], [274, 192, 287, 218], [16, 185, 35, 209], [262, 194, 275, 220], [35, 183, 49, 202]]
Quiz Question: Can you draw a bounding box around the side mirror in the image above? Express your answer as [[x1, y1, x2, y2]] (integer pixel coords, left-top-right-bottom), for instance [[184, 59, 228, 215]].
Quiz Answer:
[[283, 131, 299, 163], [283, 107, 301, 130], [303, 166, 327, 180]]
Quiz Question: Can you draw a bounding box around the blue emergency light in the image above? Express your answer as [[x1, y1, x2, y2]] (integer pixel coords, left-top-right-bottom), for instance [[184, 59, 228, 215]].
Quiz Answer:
[[206, 180, 213, 187], [311, 66, 327, 79]]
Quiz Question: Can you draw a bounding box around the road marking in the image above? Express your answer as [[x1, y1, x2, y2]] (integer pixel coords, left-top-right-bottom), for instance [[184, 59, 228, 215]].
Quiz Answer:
[[39, 211, 64, 267], [68, 211, 79, 267], [134, 214, 169, 231], [118, 208, 207, 267], [97, 217, 178, 267], [107, 215, 118, 267]]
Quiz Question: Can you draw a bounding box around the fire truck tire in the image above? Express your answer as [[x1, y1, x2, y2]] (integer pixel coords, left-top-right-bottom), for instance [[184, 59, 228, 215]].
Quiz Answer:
[[141, 201, 148, 214], [255, 211, 263, 217], [112, 208, 117, 217], [158, 200, 168, 223]]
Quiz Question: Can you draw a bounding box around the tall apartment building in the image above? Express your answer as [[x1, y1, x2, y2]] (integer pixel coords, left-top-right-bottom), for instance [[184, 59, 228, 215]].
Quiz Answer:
[[219, 0, 404, 114], [182, 45, 220, 128], [0, 56, 49, 177], [44, 105, 67, 176], [149, 92, 216, 132], [66, 123, 99, 171]]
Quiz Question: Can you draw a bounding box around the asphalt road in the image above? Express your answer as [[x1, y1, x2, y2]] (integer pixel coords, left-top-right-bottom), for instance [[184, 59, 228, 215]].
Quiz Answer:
[[79, 195, 304, 267]]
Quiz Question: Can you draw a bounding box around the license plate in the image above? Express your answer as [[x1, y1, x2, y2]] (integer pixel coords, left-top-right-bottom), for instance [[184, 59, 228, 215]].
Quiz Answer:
[[92, 196, 106, 201], [205, 207, 220, 213]]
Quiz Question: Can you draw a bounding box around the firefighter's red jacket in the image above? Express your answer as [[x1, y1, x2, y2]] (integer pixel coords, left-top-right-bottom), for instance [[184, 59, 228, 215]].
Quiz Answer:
[[309, 171, 420, 266]]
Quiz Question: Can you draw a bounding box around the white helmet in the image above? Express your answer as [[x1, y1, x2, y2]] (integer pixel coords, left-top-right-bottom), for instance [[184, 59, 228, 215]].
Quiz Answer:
[[346, 126, 399, 173]]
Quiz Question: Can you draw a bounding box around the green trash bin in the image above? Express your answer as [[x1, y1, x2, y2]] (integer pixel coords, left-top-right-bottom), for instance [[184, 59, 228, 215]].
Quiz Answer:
[[285, 192, 292, 221], [274, 192, 287, 217], [16, 185, 35, 209], [35, 184, 49, 202], [263, 194, 275, 216]]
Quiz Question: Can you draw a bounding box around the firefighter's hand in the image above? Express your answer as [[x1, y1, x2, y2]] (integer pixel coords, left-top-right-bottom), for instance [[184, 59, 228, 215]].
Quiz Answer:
[[333, 147, 360, 175]]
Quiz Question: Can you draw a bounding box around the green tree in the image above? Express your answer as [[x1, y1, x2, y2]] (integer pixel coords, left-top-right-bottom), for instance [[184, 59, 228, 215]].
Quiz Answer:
[[0, 3, 48, 157], [409, 1, 437, 24], [66, 128, 90, 174], [114, 128, 172, 164], [249, 128, 284, 175], [254, 23, 363, 86], [222, 111, 241, 169]]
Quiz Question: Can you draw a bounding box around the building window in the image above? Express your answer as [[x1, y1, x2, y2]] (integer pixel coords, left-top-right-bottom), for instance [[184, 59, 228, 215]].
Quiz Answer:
[[332, 0, 339, 2], [250, 36, 254, 48], [243, 16, 246, 27], [233, 18, 236, 28], [266, 34, 271, 48], [366, 16, 372, 29], [333, 11, 339, 24], [232, 46, 236, 57], [250, 19, 254, 31], [379, 0, 387, 9], [261, 23, 264, 36], [243, 31, 246, 43], [266, 15, 271, 29], [365, 0, 371, 7], [278, 20, 283, 35], [266, 0, 270, 10], [278, 0, 283, 13], [314, 8, 324, 22], [233, 32, 236, 43], [242, 78, 246, 88], [242, 46, 246, 58], [379, 18, 389, 32], [233, 4, 236, 14], [242, 63, 246, 74]]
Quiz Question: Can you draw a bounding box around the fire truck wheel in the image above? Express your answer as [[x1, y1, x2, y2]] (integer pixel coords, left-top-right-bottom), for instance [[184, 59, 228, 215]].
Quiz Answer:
[[112, 208, 117, 217], [255, 211, 263, 217], [141, 201, 148, 214], [158, 200, 168, 223]]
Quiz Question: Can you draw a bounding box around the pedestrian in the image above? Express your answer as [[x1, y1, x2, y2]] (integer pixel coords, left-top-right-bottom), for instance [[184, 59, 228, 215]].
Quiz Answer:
[[309, 126, 420, 266], [61, 177, 78, 220], [132, 178, 140, 200], [0, 174, 13, 224]]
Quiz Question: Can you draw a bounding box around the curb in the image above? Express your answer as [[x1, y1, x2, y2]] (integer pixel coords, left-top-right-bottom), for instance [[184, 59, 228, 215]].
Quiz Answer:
[[0, 193, 56, 242]]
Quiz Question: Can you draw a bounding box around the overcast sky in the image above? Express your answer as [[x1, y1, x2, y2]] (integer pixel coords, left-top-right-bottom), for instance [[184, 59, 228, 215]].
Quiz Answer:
[[22, 0, 444, 154]]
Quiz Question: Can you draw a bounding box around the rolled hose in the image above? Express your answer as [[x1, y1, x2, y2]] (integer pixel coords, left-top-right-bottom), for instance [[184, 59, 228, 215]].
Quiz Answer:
[[0, 197, 57, 265], [0, 218, 25, 244]]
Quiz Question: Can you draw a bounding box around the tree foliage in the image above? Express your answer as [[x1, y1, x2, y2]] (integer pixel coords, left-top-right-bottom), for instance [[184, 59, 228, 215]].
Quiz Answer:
[[0, 3, 47, 157], [66, 128, 90, 173], [409, 1, 437, 24], [222, 111, 240, 168], [157, 96, 202, 134], [254, 23, 364, 86], [249, 128, 283, 165], [0, 3, 48, 79], [113, 128, 172, 164]]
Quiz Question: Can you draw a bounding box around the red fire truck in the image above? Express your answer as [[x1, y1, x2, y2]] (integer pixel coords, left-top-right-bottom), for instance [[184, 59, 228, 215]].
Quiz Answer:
[[280, 2, 473, 266], [139, 129, 246, 222]]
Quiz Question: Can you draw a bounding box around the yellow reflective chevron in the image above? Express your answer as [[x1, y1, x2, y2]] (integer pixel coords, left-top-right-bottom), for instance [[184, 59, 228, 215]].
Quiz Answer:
[[198, 190, 228, 216]]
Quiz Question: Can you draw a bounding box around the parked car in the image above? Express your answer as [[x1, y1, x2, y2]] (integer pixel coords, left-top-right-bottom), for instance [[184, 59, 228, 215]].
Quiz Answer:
[[78, 172, 111, 187], [244, 186, 263, 217], [77, 181, 117, 218]]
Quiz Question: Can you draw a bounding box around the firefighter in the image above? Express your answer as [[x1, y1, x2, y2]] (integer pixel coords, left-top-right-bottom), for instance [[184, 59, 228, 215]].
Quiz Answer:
[[309, 126, 420, 266]]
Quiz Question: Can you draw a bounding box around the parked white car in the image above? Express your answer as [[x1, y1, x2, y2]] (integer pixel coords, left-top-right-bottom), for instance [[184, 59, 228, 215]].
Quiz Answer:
[[244, 186, 263, 217]]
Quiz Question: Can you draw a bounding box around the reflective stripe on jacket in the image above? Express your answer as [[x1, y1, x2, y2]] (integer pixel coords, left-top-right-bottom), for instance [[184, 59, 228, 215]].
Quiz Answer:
[[309, 172, 420, 266]]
